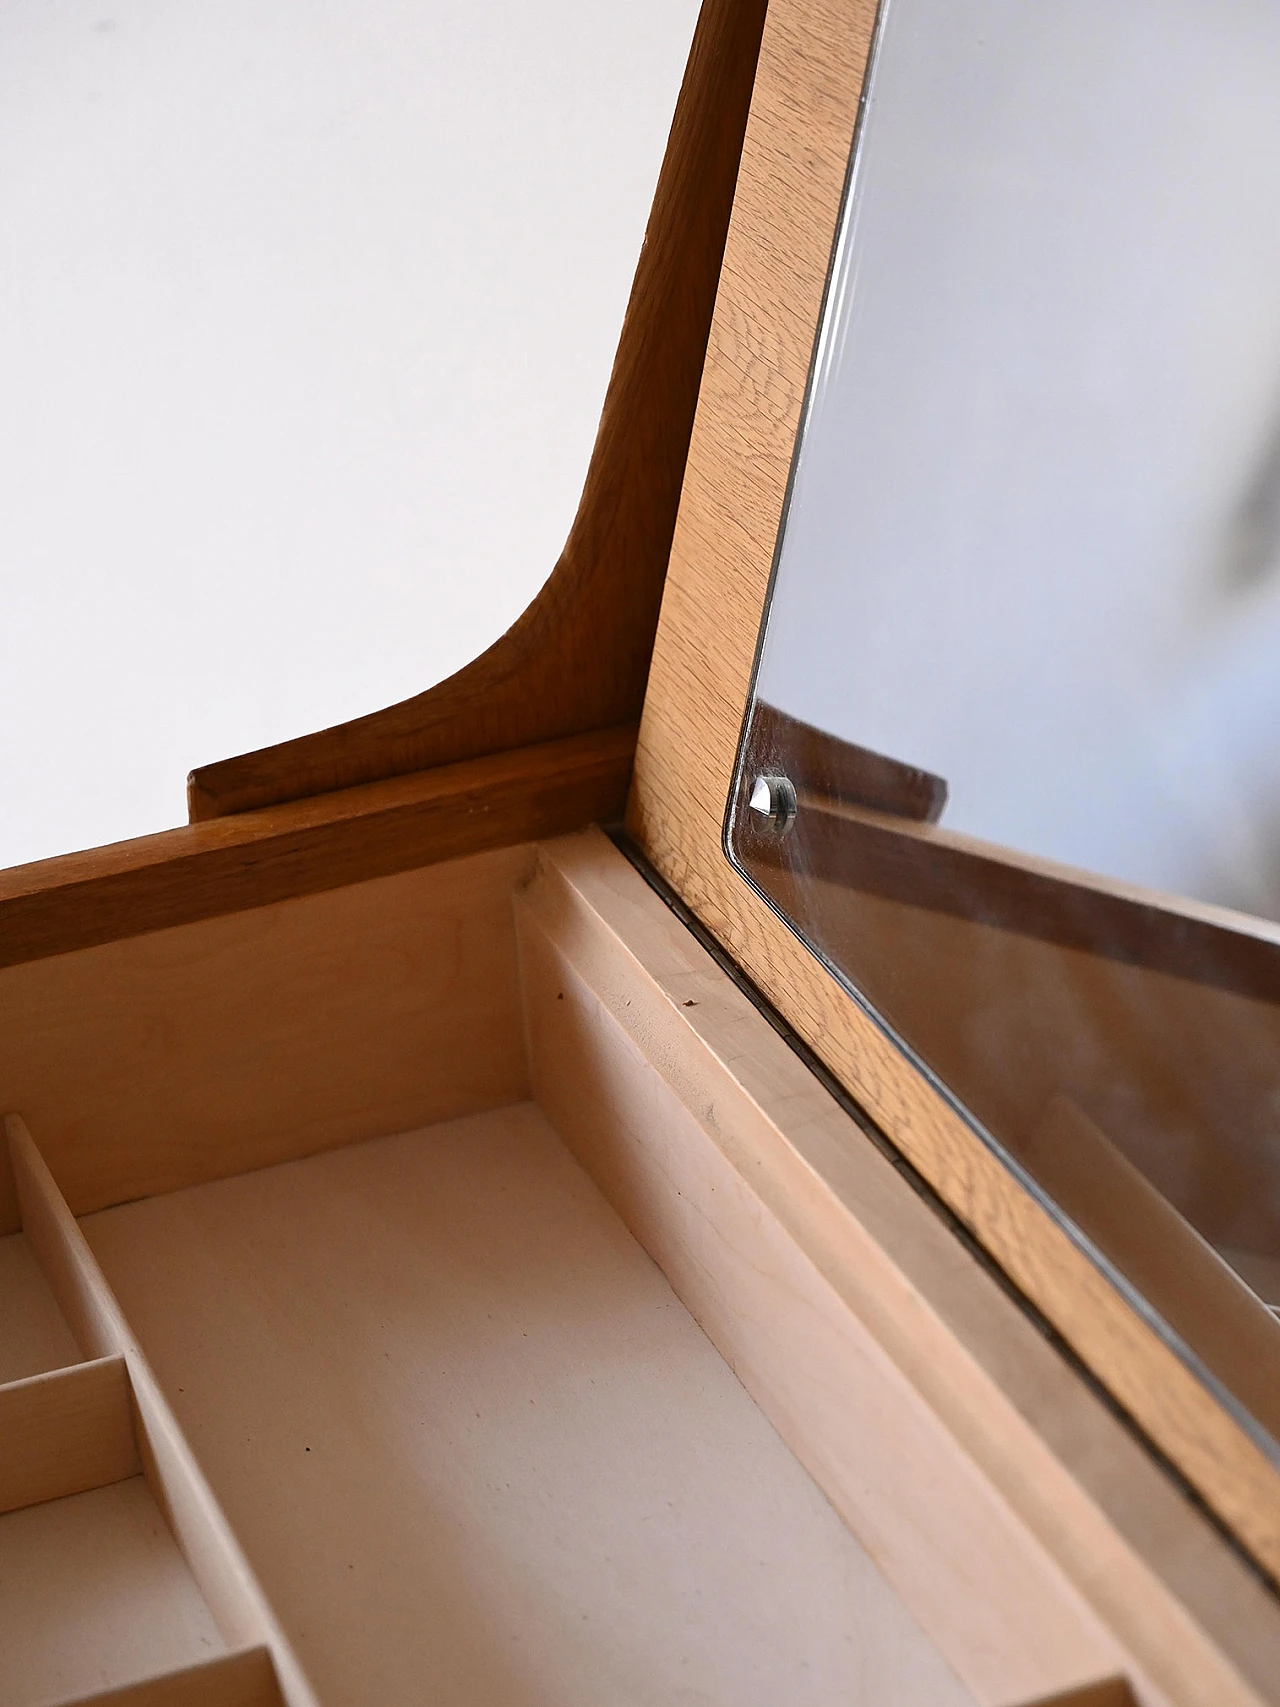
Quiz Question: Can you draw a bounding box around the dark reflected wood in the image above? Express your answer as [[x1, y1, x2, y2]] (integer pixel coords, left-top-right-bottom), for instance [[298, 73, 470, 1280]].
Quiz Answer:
[[746, 701, 947, 821], [1022, 1097, 1280, 1441], [741, 795, 1280, 1003], [187, 0, 770, 822], [737, 802, 1280, 1253]]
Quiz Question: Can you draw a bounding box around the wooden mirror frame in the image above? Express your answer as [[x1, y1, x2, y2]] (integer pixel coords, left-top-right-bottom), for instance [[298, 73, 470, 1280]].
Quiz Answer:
[[626, 0, 1280, 1580]]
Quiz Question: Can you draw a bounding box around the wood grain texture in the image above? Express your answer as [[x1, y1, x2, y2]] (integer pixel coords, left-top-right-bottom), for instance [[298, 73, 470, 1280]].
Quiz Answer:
[[0, 844, 530, 1230], [2, 726, 630, 970], [625, 0, 1280, 1579], [184, 0, 769, 823], [521, 831, 1280, 1707], [7, 1117, 321, 1707], [54, 1648, 282, 1707], [516, 842, 1121, 1707], [0, 1356, 139, 1515]]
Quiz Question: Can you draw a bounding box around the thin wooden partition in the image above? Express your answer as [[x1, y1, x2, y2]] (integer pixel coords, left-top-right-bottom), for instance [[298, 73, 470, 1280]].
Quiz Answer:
[[1, 1116, 308, 1707]]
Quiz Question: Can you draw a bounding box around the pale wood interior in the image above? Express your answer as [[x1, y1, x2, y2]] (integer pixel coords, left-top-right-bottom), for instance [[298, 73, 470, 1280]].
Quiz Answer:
[[2, 833, 1273, 1707], [80, 1104, 975, 1707], [0, 1477, 225, 1707], [0, 1230, 81, 1383]]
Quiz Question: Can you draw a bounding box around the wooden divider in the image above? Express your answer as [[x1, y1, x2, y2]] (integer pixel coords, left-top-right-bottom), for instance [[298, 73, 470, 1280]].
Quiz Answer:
[[0, 1356, 138, 1514], [4, 1115, 313, 1707]]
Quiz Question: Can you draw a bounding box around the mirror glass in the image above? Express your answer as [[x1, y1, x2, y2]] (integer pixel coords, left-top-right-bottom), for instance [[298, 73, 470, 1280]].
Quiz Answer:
[[729, 0, 1280, 1455]]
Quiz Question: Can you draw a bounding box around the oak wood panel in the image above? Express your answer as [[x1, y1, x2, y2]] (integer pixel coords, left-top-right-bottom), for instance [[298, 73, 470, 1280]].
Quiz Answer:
[[523, 831, 1280, 1707], [185, 0, 769, 823], [58, 1648, 282, 1707], [7, 1118, 320, 1707], [2, 726, 630, 970], [0, 1356, 139, 1515], [625, 0, 1280, 1583], [0, 844, 531, 1231]]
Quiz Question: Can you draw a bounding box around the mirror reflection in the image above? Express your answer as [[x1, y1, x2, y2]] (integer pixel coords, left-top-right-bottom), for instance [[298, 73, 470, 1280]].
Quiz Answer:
[[730, 0, 1280, 1448]]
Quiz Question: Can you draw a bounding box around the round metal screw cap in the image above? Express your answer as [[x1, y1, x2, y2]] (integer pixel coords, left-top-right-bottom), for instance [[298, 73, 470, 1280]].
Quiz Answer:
[[747, 772, 797, 836]]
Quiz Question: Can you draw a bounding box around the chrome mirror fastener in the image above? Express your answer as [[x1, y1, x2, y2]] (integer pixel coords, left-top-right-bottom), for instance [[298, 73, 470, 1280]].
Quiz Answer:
[[748, 772, 797, 836]]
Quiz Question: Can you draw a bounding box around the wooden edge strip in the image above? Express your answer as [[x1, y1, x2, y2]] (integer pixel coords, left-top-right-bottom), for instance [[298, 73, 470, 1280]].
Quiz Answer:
[[185, 0, 769, 821], [519, 828, 1280, 1707], [0, 1355, 139, 1515], [5, 1116, 320, 1707], [47, 1646, 283, 1707], [0, 725, 634, 970]]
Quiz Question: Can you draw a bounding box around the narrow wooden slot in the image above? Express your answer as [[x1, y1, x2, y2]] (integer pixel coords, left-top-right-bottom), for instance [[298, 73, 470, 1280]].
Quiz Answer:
[[0, 1478, 225, 1707], [0, 1226, 82, 1382], [4, 1116, 320, 1707], [50, 1645, 283, 1707], [0, 1354, 138, 1514]]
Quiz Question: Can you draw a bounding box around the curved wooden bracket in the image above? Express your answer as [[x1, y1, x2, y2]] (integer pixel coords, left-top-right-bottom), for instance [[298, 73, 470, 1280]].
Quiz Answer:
[[187, 0, 770, 822]]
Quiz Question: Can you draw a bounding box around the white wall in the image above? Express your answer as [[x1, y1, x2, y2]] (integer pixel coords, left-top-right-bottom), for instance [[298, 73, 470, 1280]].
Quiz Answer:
[[0, 0, 699, 868]]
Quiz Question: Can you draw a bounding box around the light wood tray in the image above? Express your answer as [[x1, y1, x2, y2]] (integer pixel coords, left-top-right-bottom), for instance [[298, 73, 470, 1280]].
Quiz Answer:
[[0, 830, 1271, 1707]]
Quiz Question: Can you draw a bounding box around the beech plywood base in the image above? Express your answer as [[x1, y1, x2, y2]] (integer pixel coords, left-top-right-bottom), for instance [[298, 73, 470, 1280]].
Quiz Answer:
[[1, 831, 1276, 1707]]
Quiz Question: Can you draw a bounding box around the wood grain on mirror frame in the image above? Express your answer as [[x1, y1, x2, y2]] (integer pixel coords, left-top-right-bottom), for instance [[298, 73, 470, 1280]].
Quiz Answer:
[[626, 0, 1280, 1582]]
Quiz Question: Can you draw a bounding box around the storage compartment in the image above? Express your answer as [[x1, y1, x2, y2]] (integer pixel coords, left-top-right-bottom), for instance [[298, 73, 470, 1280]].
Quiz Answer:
[[0, 1477, 225, 1707], [82, 1104, 974, 1707], [2, 832, 1266, 1707], [0, 1230, 80, 1384]]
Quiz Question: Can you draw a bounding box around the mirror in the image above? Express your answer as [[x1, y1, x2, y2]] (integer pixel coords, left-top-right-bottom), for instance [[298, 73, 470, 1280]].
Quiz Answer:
[[728, 0, 1280, 1455]]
